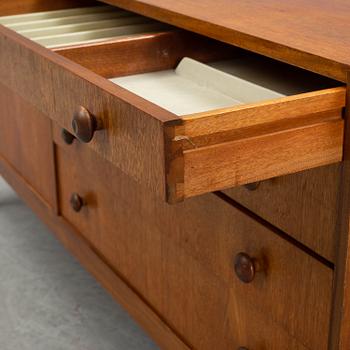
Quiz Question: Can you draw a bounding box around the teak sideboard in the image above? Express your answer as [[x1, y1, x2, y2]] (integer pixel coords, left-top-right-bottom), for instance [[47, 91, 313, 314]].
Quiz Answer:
[[1, 1, 350, 349]]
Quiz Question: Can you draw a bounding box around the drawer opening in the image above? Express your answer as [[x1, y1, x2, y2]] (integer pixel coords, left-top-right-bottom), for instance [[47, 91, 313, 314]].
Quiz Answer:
[[0, 1, 346, 202], [0, 2, 237, 79], [1, 2, 342, 120], [52, 26, 344, 137], [111, 56, 341, 116], [55, 27, 343, 201], [53, 31, 345, 150]]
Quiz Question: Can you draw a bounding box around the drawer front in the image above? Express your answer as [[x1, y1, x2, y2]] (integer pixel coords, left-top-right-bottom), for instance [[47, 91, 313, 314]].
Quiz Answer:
[[223, 164, 341, 262], [170, 93, 344, 201], [160, 235, 310, 350], [0, 83, 56, 207], [0, 10, 346, 203], [0, 24, 171, 199], [54, 127, 333, 350]]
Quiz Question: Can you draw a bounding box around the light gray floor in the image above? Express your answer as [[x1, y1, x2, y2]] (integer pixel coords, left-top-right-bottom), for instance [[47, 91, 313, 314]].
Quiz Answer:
[[0, 176, 159, 350]]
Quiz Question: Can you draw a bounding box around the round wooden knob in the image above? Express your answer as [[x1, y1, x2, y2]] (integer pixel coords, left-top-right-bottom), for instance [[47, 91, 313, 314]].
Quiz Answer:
[[72, 106, 97, 143], [244, 182, 260, 191], [234, 252, 256, 283], [70, 193, 84, 212], [61, 128, 76, 145]]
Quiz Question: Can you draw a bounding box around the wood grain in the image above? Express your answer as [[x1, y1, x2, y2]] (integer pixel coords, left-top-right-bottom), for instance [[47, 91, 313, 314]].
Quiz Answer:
[[1, 146, 313, 350], [181, 87, 346, 138], [0, 25, 179, 200], [177, 116, 343, 199], [0, 2, 346, 348], [54, 131, 333, 349], [0, 83, 57, 209], [0, 153, 190, 350], [329, 75, 350, 350], [55, 30, 238, 78], [0, 23, 346, 201], [160, 237, 311, 350], [223, 163, 341, 263], [100, 0, 350, 81], [165, 87, 345, 201]]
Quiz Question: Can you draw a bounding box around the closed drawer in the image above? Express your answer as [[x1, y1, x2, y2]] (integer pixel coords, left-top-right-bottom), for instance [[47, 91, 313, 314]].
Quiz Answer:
[[54, 126, 333, 350], [0, 83, 56, 207], [160, 237, 311, 350], [0, 1, 346, 203], [223, 164, 341, 262]]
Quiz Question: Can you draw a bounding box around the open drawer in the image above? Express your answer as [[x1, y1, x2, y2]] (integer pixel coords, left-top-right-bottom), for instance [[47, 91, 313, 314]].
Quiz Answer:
[[0, 1, 346, 203]]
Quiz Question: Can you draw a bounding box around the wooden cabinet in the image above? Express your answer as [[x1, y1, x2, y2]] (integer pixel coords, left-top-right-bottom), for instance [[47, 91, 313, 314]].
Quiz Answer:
[[2, 1, 350, 349]]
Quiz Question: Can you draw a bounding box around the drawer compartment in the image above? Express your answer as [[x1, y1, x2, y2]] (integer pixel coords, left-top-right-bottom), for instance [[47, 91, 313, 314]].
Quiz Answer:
[[0, 1, 346, 202], [54, 130, 333, 349]]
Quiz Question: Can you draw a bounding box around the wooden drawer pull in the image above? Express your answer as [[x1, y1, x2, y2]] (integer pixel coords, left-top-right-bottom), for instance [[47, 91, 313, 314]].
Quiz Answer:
[[61, 128, 76, 145], [70, 193, 85, 212], [234, 252, 257, 283], [238, 348, 249, 350], [72, 106, 98, 143]]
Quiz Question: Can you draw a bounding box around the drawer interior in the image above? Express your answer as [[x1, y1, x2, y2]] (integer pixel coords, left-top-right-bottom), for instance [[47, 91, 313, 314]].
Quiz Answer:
[[0, 1, 346, 201], [111, 56, 339, 116], [0, 2, 342, 117]]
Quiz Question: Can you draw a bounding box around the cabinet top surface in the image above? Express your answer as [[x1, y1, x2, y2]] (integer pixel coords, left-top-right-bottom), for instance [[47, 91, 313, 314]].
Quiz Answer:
[[103, 0, 350, 81]]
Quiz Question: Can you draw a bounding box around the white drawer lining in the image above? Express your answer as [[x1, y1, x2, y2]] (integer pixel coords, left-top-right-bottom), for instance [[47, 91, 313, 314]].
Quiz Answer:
[[0, 6, 167, 48]]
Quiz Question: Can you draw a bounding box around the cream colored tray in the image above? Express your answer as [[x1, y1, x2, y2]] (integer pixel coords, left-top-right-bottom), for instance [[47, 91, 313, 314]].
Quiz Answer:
[[0, 6, 168, 48], [0, 6, 115, 24], [111, 57, 287, 115], [6, 11, 132, 31], [34, 22, 166, 48]]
